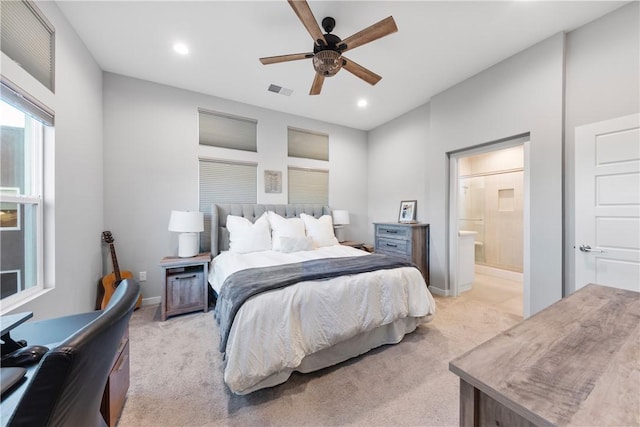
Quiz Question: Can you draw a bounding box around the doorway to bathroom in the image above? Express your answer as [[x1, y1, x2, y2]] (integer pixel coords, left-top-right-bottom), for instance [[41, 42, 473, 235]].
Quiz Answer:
[[448, 135, 528, 317]]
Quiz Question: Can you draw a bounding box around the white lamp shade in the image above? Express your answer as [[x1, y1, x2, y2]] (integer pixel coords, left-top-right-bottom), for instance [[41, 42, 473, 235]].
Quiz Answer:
[[168, 211, 204, 232], [332, 210, 350, 225]]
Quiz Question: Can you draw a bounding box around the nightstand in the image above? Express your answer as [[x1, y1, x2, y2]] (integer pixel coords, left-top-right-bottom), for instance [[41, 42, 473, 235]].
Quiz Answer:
[[159, 252, 211, 321], [340, 241, 373, 252]]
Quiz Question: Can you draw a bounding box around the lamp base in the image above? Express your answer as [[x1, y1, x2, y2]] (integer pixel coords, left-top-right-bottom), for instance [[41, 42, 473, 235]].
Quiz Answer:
[[178, 232, 199, 257], [334, 226, 345, 243]]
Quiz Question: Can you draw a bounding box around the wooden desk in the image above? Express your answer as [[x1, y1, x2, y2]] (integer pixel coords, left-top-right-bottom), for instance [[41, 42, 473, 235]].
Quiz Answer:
[[449, 284, 639, 427]]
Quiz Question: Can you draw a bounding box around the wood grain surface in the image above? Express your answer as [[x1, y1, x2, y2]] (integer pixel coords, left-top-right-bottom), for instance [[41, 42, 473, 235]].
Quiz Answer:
[[450, 284, 640, 426]]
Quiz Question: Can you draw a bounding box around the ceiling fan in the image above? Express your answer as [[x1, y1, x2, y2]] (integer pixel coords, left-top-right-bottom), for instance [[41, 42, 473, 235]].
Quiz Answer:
[[259, 0, 398, 95]]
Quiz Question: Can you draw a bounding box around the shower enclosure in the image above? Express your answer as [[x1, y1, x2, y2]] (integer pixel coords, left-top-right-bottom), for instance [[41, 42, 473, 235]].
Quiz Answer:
[[458, 146, 523, 273]]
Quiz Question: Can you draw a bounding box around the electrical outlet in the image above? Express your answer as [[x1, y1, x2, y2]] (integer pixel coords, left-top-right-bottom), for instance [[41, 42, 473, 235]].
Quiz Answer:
[[139, 271, 147, 281]]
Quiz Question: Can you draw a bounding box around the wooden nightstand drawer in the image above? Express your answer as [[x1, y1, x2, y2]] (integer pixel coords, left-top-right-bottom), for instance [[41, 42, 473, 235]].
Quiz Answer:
[[160, 252, 211, 321], [376, 236, 411, 256], [375, 224, 411, 240], [166, 270, 205, 315]]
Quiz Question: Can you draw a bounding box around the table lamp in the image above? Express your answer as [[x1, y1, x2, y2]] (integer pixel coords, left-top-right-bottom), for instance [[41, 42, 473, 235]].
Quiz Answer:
[[332, 210, 350, 243], [168, 210, 204, 257]]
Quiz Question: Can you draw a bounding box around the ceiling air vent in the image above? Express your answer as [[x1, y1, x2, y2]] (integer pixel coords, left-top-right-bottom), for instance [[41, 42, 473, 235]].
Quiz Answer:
[[268, 84, 293, 96]]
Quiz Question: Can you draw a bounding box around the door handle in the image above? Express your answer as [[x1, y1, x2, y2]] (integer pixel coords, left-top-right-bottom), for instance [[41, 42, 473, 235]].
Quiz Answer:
[[579, 244, 605, 253]]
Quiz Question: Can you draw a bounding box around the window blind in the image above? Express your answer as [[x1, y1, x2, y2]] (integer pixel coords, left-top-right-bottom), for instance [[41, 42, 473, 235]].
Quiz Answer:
[[198, 159, 257, 251], [288, 127, 329, 161], [198, 109, 257, 152], [1, 0, 55, 91], [288, 167, 328, 205]]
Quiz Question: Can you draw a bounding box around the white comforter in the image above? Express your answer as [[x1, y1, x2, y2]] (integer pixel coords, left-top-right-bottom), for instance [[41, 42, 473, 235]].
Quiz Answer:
[[210, 246, 436, 394]]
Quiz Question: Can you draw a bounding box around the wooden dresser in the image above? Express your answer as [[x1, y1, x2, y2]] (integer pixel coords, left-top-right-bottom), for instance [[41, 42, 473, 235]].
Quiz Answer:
[[373, 222, 429, 284], [449, 284, 639, 426]]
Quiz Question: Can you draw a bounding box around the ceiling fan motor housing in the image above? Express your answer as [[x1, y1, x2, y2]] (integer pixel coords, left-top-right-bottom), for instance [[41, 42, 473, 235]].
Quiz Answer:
[[313, 24, 345, 77]]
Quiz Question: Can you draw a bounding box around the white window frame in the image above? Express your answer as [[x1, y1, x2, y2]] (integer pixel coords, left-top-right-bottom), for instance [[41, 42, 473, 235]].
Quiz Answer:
[[0, 93, 48, 312]]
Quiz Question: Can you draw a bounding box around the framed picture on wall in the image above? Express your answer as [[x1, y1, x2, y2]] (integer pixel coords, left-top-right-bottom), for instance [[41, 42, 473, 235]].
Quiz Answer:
[[398, 200, 417, 223], [264, 170, 282, 193]]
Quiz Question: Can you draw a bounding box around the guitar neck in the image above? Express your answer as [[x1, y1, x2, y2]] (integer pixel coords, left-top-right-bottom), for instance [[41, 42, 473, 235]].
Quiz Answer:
[[109, 243, 122, 281]]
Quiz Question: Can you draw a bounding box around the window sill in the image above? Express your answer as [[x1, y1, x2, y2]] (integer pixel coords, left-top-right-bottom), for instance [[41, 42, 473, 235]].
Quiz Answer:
[[0, 287, 53, 316]]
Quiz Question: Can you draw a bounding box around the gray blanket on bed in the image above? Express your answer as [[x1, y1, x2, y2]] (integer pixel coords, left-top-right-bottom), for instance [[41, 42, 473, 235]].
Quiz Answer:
[[214, 253, 417, 352]]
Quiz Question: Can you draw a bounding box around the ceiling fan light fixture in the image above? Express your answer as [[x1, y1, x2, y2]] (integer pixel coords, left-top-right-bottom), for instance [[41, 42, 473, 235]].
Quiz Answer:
[[312, 50, 342, 77]]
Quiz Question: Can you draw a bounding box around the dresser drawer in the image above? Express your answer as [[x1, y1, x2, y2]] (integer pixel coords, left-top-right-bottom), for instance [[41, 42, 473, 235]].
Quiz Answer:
[[376, 224, 412, 240], [376, 236, 411, 256], [373, 222, 430, 285]]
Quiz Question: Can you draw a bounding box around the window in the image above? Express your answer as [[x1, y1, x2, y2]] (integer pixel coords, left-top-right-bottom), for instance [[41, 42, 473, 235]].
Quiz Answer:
[[288, 167, 328, 205], [288, 127, 329, 161], [0, 0, 55, 91], [0, 80, 51, 305], [198, 159, 257, 251], [198, 109, 257, 152]]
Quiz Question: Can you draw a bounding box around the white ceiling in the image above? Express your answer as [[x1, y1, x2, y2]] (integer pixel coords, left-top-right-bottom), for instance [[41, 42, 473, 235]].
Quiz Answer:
[[55, 1, 626, 131]]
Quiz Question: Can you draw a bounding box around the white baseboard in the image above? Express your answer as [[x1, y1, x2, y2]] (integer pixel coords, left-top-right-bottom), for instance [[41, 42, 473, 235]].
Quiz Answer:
[[475, 265, 523, 282], [141, 296, 161, 306], [459, 282, 473, 293], [428, 285, 450, 297]]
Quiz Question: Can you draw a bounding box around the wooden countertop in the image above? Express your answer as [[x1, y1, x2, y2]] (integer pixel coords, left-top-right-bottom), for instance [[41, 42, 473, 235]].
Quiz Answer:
[[449, 284, 639, 426]]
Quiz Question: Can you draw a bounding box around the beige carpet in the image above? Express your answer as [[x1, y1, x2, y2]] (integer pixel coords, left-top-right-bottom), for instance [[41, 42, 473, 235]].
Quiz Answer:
[[119, 276, 522, 427]]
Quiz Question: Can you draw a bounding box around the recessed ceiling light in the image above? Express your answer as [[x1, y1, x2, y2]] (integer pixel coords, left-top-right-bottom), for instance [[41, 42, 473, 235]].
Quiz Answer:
[[357, 99, 368, 108], [173, 42, 189, 55]]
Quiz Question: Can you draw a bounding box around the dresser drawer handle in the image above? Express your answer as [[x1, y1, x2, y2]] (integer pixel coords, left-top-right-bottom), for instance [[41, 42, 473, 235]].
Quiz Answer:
[[175, 274, 197, 280], [385, 243, 398, 248], [384, 230, 398, 234]]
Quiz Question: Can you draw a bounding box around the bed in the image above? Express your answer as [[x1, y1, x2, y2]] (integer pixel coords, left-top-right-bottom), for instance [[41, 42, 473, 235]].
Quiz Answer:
[[209, 203, 436, 394]]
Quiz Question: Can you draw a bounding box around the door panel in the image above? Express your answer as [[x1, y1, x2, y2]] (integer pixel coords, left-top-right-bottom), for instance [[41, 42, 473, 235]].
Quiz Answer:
[[575, 114, 640, 292]]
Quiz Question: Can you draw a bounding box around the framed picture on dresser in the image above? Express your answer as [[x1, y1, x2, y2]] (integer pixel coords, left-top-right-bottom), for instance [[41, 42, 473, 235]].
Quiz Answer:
[[398, 200, 417, 223]]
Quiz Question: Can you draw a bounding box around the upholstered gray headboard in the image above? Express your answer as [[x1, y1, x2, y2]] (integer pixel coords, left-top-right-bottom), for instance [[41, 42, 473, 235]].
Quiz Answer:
[[210, 203, 330, 256]]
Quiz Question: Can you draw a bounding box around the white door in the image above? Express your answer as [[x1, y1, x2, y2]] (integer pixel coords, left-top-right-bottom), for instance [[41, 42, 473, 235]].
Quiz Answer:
[[575, 114, 640, 292]]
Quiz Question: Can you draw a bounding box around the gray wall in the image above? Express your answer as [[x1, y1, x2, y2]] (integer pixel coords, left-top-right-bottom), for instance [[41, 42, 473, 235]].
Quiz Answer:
[[4, 1, 104, 320], [103, 74, 368, 304], [4, 2, 638, 319], [368, 104, 430, 226], [366, 3, 639, 316], [564, 2, 640, 294]]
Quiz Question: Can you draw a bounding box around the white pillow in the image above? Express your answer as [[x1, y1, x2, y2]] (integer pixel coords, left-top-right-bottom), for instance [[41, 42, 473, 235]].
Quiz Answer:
[[300, 213, 339, 248], [279, 236, 314, 253], [267, 211, 306, 251], [226, 212, 272, 254]]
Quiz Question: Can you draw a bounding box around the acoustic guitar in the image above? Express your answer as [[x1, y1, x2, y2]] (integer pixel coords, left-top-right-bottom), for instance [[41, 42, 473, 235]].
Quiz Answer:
[[96, 231, 141, 310]]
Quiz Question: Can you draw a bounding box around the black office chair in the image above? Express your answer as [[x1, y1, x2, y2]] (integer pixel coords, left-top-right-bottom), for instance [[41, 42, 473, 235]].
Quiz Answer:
[[7, 279, 140, 427]]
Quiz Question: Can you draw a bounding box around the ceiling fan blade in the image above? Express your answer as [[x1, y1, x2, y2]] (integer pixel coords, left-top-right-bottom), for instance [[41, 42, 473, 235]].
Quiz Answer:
[[310, 73, 325, 95], [287, 0, 327, 46], [339, 16, 398, 53], [342, 57, 382, 86], [260, 52, 314, 65]]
